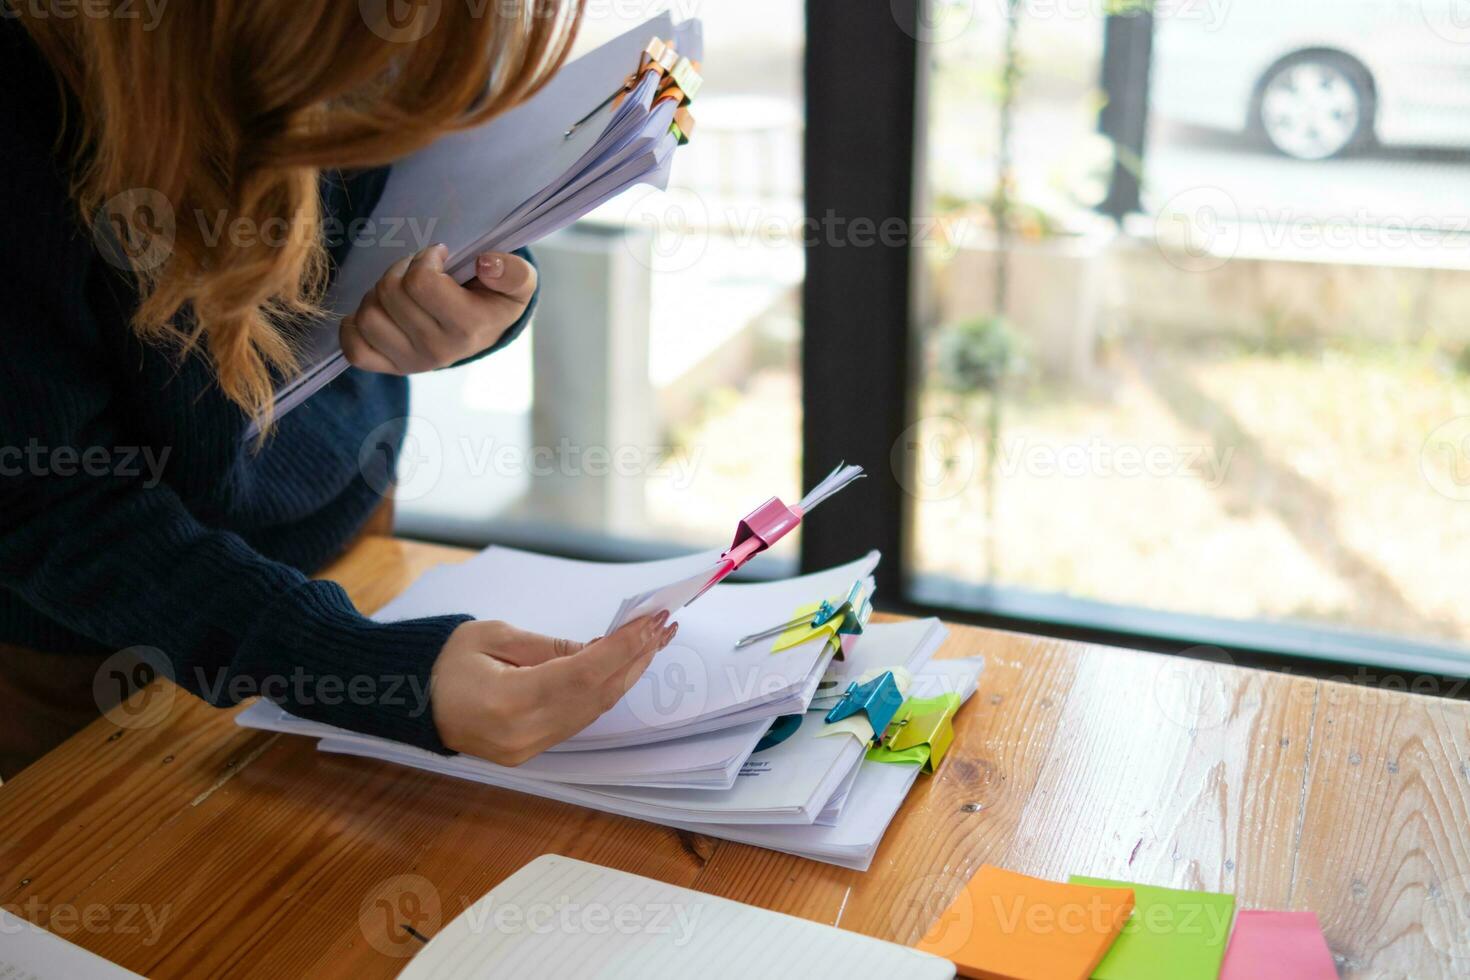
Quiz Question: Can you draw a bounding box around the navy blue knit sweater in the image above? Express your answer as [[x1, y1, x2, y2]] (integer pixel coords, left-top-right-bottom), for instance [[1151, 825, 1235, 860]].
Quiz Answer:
[[0, 23, 535, 752]]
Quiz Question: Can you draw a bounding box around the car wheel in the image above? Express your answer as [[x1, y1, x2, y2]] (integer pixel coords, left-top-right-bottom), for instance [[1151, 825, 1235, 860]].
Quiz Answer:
[[1256, 54, 1373, 161]]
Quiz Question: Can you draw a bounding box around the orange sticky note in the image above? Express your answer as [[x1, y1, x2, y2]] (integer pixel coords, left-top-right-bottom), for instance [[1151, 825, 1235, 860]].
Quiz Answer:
[[916, 866, 1136, 980]]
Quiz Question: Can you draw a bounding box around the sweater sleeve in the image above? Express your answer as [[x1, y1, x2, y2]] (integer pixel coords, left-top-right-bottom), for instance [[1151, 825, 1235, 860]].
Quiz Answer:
[[0, 145, 464, 753]]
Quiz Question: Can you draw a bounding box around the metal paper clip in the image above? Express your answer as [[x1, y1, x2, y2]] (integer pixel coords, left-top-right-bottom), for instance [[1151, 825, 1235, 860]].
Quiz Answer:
[[824, 670, 904, 744]]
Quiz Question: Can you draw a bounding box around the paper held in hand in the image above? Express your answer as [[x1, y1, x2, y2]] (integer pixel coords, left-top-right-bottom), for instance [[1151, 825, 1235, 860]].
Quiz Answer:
[[248, 13, 703, 435]]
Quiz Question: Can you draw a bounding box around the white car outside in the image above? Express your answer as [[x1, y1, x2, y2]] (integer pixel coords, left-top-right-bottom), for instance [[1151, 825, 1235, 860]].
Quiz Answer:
[[1151, 0, 1470, 159]]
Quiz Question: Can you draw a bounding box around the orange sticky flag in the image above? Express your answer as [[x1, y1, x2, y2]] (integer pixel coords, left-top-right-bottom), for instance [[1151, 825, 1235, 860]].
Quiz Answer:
[[915, 866, 1135, 980]]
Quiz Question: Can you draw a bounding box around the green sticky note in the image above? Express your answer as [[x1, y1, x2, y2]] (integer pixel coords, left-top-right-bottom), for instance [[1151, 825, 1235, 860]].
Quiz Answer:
[[1068, 876, 1236, 980], [865, 742, 929, 765]]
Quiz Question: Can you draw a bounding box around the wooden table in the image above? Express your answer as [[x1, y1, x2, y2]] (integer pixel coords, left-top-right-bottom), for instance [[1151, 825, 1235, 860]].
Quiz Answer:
[[2, 536, 1467, 978]]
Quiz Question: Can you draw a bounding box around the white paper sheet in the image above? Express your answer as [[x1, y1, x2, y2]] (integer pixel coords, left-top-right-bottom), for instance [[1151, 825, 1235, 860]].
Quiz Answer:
[[322, 707, 864, 825], [238, 700, 767, 790]]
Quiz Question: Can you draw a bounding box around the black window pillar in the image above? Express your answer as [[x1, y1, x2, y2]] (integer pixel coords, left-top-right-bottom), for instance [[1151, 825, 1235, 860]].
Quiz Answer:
[[801, 0, 922, 596], [1098, 10, 1155, 220]]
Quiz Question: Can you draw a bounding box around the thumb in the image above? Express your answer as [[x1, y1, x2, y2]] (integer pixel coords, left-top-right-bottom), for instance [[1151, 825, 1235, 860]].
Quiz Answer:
[[471, 252, 537, 303], [492, 628, 586, 667], [538, 612, 674, 687]]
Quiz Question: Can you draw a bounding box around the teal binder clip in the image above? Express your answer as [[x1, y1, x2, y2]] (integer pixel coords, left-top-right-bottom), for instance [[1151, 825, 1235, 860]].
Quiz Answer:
[[829, 580, 874, 637], [824, 670, 904, 742]]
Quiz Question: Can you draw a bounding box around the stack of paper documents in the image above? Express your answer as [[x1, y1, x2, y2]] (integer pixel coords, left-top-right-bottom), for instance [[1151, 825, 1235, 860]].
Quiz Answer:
[[239, 545, 983, 870], [257, 13, 703, 429]]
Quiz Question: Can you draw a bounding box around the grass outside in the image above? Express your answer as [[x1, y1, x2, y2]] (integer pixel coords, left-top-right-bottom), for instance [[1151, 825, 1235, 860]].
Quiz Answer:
[[648, 338, 1470, 651]]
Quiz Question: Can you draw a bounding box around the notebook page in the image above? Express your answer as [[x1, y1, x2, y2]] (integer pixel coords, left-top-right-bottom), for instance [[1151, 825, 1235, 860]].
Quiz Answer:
[[397, 855, 955, 980], [0, 911, 145, 980]]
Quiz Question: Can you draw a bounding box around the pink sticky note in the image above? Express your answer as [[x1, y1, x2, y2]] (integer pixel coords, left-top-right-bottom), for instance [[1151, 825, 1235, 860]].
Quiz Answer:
[[1220, 910, 1337, 980]]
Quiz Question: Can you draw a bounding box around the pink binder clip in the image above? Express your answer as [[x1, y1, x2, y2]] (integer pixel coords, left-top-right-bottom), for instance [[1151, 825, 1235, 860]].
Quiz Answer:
[[687, 463, 865, 605], [686, 497, 802, 604], [725, 496, 804, 569]]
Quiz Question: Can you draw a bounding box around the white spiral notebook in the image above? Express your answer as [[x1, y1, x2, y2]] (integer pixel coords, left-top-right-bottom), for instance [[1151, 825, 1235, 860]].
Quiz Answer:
[[0, 910, 144, 980], [396, 855, 955, 980]]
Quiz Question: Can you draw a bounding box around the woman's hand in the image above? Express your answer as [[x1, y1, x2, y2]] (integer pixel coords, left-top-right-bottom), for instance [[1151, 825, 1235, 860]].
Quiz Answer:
[[340, 245, 536, 375], [430, 612, 677, 765]]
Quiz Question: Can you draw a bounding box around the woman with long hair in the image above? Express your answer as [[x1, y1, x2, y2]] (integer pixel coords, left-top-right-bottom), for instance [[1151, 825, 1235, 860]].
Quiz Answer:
[[0, 0, 676, 779]]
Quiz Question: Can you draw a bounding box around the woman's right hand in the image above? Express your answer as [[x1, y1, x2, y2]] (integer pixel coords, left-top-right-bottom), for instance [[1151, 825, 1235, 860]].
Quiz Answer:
[[429, 612, 677, 765]]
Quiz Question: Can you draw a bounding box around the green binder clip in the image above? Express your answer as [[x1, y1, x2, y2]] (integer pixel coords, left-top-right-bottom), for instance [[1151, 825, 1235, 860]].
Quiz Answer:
[[666, 54, 703, 103], [670, 105, 696, 146], [869, 692, 961, 774]]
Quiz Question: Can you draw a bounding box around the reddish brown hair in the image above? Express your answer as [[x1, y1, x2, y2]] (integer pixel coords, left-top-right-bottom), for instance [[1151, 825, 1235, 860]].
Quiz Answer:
[[20, 0, 582, 429]]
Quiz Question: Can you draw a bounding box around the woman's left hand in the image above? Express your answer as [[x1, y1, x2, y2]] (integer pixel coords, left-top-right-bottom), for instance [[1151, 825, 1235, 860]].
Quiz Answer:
[[340, 245, 537, 375]]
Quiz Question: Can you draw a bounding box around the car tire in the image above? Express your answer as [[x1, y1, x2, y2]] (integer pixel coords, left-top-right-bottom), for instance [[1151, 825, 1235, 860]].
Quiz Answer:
[[1254, 53, 1374, 161]]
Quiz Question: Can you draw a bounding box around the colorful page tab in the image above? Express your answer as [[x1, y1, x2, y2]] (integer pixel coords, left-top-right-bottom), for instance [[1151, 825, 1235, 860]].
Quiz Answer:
[[916, 866, 1135, 980], [1219, 910, 1336, 980], [865, 742, 929, 765], [1068, 876, 1236, 980]]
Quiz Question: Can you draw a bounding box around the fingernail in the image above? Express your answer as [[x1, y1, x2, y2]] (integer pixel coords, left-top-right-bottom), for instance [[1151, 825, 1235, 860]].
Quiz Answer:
[[477, 253, 506, 280], [653, 610, 670, 628], [664, 623, 679, 643]]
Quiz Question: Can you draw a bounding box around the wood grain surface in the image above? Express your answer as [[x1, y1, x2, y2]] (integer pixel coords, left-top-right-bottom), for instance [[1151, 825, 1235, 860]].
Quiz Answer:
[[1, 536, 1466, 978]]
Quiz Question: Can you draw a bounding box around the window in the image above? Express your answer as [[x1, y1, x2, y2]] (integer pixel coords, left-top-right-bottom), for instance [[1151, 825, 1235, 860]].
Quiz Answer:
[[906, 1, 1470, 668]]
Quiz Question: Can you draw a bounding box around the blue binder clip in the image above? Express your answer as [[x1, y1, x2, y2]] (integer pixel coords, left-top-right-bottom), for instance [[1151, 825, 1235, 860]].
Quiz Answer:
[[824, 670, 904, 743]]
